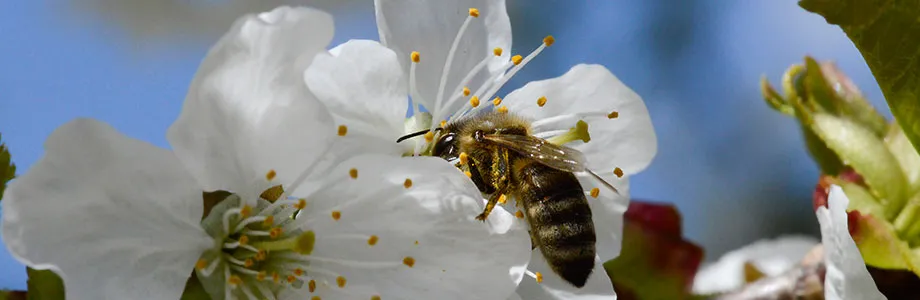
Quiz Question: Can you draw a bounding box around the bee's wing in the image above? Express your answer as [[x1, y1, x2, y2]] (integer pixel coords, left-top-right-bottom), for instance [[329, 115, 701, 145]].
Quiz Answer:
[[482, 134, 587, 172]]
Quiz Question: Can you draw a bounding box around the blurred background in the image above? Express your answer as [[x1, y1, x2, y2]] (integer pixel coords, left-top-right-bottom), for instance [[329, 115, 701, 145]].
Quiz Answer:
[[0, 0, 892, 289]]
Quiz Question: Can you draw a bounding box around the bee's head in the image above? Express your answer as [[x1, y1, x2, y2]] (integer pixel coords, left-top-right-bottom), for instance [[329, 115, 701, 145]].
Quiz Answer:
[[431, 131, 459, 160], [396, 127, 458, 160]]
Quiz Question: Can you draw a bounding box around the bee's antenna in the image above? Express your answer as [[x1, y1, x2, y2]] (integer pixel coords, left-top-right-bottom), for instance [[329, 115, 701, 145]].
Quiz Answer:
[[586, 169, 620, 194], [396, 128, 444, 143]]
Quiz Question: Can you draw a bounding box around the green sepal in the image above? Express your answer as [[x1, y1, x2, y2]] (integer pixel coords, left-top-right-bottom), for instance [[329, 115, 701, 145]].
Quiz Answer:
[[810, 113, 907, 219], [760, 76, 794, 115], [25, 268, 65, 300], [815, 61, 889, 137], [800, 0, 920, 157]]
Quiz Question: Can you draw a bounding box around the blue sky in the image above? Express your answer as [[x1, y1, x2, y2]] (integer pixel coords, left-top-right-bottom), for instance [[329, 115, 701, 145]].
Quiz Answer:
[[0, 0, 891, 290]]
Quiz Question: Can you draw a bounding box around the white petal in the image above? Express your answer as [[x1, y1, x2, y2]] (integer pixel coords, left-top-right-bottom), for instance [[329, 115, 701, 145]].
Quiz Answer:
[[296, 155, 531, 300], [504, 64, 657, 175], [168, 6, 336, 193], [819, 185, 886, 300], [577, 173, 630, 261], [374, 0, 511, 112], [515, 252, 616, 300], [691, 235, 819, 294], [1, 119, 212, 300], [306, 39, 411, 157]]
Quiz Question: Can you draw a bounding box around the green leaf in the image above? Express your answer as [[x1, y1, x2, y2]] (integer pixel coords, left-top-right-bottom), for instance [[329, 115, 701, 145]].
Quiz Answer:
[[26, 268, 65, 300], [810, 113, 908, 219], [0, 133, 15, 200], [835, 179, 887, 218], [800, 0, 920, 156]]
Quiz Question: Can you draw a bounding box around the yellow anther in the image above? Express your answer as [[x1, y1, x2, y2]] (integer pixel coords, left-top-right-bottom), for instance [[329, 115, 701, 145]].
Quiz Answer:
[[515, 211, 524, 219], [287, 275, 297, 283], [535, 272, 544, 283], [493, 47, 503, 57], [263, 215, 275, 226], [269, 227, 283, 239], [470, 96, 480, 107], [295, 198, 307, 210], [261, 185, 284, 202], [308, 279, 317, 292], [414, 240, 419, 245], [240, 205, 253, 218], [332, 210, 342, 221], [336, 276, 347, 288], [608, 111, 619, 119], [468, 8, 480, 17], [497, 106, 508, 114], [266, 169, 277, 181], [614, 167, 624, 178], [311, 296, 322, 300], [272, 272, 280, 283], [368, 235, 379, 246], [424, 131, 435, 142], [371, 296, 381, 300], [238, 235, 249, 245], [338, 125, 348, 136], [537, 96, 547, 107], [404, 178, 413, 189], [195, 259, 208, 270], [590, 188, 600, 198], [244, 258, 254, 267], [294, 231, 316, 255], [463, 86, 471, 96], [403, 256, 416, 267], [440, 120, 447, 127], [464, 171, 472, 178], [294, 268, 304, 276], [511, 55, 523, 65], [411, 51, 420, 63], [256, 271, 267, 281], [492, 97, 502, 106], [228, 275, 243, 286], [543, 35, 555, 46], [498, 194, 507, 204], [255, 249, 267, 261], [349, 168, 358, 179], [459, 152, 469, 165]]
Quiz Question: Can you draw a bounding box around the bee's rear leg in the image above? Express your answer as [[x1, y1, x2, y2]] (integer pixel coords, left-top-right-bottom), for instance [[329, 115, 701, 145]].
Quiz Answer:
[[475, 191, 506, 221]]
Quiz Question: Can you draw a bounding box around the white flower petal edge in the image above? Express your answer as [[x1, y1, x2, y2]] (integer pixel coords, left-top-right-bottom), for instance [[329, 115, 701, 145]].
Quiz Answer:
[[820, 186, 886, 300], [169, 6, 336, 194], [576, 173, 630, 261], [691, 235, 819, 294], [1, 119, 212, 300], [514, 252, 616, 300], [504, 64, 657, 176], [375, 0, 511, 112], [277, 155, 531, 300], [306, 39, 411, 157]]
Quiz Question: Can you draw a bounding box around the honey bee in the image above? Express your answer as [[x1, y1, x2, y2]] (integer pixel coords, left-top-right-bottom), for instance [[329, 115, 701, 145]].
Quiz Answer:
[[397, 111, 617, 288]]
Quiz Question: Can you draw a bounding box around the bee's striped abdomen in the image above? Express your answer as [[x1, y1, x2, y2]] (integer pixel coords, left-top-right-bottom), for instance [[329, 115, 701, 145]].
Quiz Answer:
[[516, 162, 596, 288]]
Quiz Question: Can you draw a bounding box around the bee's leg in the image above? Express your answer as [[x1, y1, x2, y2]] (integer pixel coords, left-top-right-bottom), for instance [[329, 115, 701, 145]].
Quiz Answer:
[[476, 149, 512, 221], [475, 191, 506, 221], [467, 158, 494, 194]]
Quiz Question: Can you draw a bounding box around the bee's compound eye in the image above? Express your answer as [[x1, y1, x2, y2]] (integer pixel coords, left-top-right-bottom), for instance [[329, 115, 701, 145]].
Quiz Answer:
[[433, 133, 458, 159]]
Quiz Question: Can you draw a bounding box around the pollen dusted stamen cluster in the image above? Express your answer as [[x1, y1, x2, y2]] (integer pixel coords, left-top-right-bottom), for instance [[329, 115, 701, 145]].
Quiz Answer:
[[195, 168, 424, 299]]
